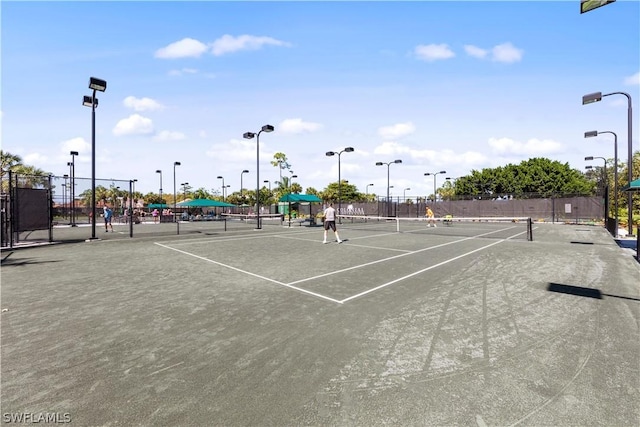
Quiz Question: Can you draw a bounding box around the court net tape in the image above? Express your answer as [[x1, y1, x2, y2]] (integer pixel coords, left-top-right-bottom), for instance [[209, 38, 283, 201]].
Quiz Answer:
[[336, 215, 534, 241]]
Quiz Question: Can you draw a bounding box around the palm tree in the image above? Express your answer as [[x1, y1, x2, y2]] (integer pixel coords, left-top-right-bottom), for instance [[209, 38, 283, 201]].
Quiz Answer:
[[1, 150, 23, 174]]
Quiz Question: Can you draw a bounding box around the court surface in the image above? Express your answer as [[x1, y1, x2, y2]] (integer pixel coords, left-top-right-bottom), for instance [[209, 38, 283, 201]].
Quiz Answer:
[[1, 222, 639, 426]]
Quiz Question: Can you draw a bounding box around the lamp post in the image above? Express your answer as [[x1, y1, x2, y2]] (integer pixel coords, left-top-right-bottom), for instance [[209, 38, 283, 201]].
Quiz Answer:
[[585, 156, 608, 224], [583, 91, 633, 236], [366, 183, 374, 196], [67, 162, 73, 225], [156, 169, 163, 209], [181, 182, 189, 200], [83, 76, 106, 240], [403, 187, 411, 201], [240, 169, 249, 201], [69, 151, 79, 226], [424, 171, 447, 203], [326, 147, 354, 219], [375, 159, 402, 217], [217, 176, 225, 201], [585, 130, 618, 236], [243, 124, 275, 229], [173, 161, 181, 223], [264, 180, 271, 192], [132, 179, 137, 210], [62, 174, 69, 220]]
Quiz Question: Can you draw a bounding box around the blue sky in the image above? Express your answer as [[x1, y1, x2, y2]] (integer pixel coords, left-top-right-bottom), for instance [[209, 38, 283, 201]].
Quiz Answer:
[[2, 0, 639, 198]]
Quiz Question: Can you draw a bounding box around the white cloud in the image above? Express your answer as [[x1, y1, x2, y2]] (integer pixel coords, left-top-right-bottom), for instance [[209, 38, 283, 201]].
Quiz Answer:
[[24, 152, 48, 165], [279, 118, 323, 134], [624, 71, 640, 85], [123, 96, 165, 112], [168, 68, 199, 77], [378, 122, 416, 140], [61, 137, 91, 154], [210, 34, 292, 56], [491, 43, 523, 63], [414, 44, 455, 62], [153, 130, 186, 142], [464, 44, 488, 59], [206, 138, 261, 162], [488, 137, 563, 156], [155, 38, 208, 59], [113, 114, 155, 136]]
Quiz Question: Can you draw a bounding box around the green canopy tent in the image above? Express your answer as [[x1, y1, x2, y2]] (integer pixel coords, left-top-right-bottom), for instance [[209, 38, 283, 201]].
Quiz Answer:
[[621, 178, 640, 192], [278, 194, 323, 224], [177, 199, 236, 208], [147, 203, 170, 209], [278, 194, 322, 203]]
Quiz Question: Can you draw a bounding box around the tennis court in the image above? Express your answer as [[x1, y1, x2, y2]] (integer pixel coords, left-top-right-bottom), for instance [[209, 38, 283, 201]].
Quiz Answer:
[[1, 219, 639, 426]]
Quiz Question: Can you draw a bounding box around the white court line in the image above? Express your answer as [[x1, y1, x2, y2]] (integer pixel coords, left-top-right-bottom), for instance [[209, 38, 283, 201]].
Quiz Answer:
[[160, 228, 311, 246], [285, 226, 520, 286], [340, 239, 505, 303], [154, 242, 343, 304], [274, 234, 412, 252]]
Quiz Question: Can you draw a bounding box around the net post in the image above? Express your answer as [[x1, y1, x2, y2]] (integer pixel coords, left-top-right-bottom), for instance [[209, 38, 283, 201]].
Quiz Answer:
[[396, 217, 400, 232], [527, 217, 533, 241]]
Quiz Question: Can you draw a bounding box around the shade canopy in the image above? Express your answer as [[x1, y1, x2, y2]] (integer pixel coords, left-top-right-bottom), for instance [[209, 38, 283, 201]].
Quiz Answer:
[[621, 178, 640, 192], [279, 194, 322, 203], [176, 198, 236, 208], [147, 203, 169, 209]]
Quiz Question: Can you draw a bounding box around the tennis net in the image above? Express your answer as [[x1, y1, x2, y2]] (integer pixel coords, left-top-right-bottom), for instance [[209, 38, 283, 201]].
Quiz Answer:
[[336, 215, 533, 241], [220, 213, 284, 230]]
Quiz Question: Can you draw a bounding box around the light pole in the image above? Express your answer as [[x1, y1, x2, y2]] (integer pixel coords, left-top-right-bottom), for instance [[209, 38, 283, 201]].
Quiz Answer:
[[181, 182, 189, 200], [586, 130, 618, 236], [366, 183, 374, 196], [83, 76, 106, 240], [69, 151, 79, 226], [424, 171, 447, 203], [376, 159, 402, 217], [583, 91, 633, 235], [63, 174, 69, 220], [243, 124, 275, 229], [132, 179, 138, 210], [240, 169, 249, 202], [156, 169, 163, 208], [217, 176, 225, 201], [403, 187, 411, 201], [585, 156, 608, 223], [326, 147, 354, 219], [67, 162, 73, 224], [173, 161, 181, 222], [264, 180, 271, 192]]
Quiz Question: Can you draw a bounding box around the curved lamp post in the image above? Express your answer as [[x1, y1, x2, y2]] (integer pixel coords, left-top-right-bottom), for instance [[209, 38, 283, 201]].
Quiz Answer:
[[155, 170, 163, 209], [83, 77, 106, 239], [326, 147, 354, 219], [586, 130, 618, 236], [243, 124, 274, 229], [583, 91, 633, 236], [424, 171, 447, 203], [217, 176, 225, 201], [69, 151, 79, 226], [376, 159, 402, 217], [240, 169, 249, 201], [181, 182, 189, 200], [585, 156, 608, 225]]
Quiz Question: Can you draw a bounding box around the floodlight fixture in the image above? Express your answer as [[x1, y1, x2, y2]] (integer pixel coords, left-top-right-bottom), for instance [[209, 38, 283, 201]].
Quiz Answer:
[[83, 96, 98, 108], [89, 77, 107, 92], [582, 92, 602, 105], [242, 125, 274, 229], [584, 130, 598, 138]]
